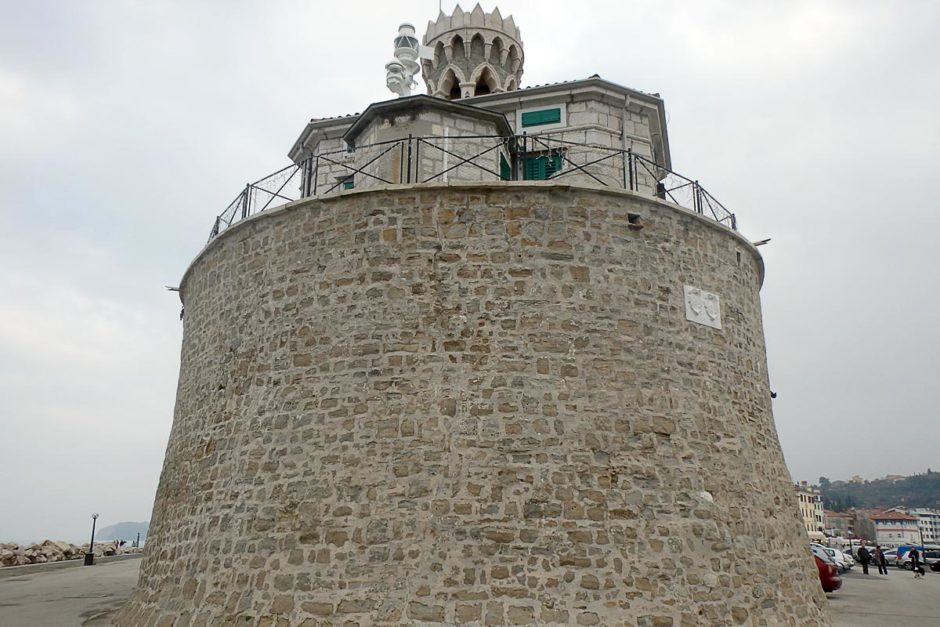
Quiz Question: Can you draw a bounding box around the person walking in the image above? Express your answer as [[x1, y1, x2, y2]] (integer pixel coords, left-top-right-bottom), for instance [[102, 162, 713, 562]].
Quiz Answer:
[[875, 545, 888, 575], [857, 542, 871, 575], [909, 546, 922, 577]]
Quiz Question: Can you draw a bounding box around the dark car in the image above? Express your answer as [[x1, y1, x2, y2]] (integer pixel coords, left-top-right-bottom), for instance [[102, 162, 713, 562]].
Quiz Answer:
[[814, 555, 842, 592]]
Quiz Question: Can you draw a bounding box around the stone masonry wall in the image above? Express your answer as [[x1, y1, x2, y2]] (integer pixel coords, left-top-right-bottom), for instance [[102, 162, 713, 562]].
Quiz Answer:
[[118, 183, 830, 626]]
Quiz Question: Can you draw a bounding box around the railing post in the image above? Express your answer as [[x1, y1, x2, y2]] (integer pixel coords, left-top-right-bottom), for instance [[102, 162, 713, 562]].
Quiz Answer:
[[520, 132, 527, 180], [629, 150, 636, 191], [694, 180, 702, 214], [399, 141, 405, 184], [211, 216, 220, 238], [313, 156, 319, 195], [406, 134, 413, 184], [301, 157, 310, 197], [623, 149, 629, 191], [415, 137, 421, 183], [242, 184, 250, 219], [305, 157, 314, 197]]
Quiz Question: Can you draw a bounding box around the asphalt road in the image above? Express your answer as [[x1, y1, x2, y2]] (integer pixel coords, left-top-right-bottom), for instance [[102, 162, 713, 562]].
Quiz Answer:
[[829, 566, 940, 626], [1, 556, 939, 625], [0, 556, 141, 626]]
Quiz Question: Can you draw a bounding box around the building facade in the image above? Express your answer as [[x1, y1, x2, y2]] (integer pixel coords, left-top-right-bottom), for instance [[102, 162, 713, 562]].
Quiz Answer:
[[824, 510, 854, 538], [871, 511, 921, 547], [887, 507, 940, 544], [795, 482, 825, 539]]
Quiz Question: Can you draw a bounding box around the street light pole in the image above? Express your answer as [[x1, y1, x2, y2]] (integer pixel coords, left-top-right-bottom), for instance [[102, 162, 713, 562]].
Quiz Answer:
[[84, 513, 99, 566]]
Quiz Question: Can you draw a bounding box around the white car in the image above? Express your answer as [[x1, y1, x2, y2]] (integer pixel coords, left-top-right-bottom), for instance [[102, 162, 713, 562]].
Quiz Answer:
[[813, 544, 855, 573], [824, 548, 853, 572]]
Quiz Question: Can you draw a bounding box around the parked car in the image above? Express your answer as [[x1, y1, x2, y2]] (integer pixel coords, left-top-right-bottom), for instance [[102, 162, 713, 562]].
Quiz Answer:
[[811, 544, 846, 570], [838, 549, 855, 569], [814, 554, 842, 592], [822, 548, 852, 572]]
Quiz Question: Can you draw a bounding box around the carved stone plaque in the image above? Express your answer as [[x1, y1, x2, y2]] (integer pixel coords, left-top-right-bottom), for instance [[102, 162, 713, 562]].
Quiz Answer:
[[684, 285, 721, 329]]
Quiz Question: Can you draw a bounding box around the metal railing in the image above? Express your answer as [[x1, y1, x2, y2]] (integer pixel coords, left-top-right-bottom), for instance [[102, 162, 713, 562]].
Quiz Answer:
[[208, 134, 736, 241]]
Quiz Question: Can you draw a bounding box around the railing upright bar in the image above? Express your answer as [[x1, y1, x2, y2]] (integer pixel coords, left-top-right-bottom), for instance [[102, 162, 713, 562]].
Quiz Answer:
[[519, 131, 529, 181], [415, 137, 421, 183], [399, 141, 404, 184], [406, 134, 413, 184], [627, 149, 634, 191], [313, 156, 319, 195], [305, 157, 314, 197], [242, 184, 250, 219], [301, 157, 308, 197]]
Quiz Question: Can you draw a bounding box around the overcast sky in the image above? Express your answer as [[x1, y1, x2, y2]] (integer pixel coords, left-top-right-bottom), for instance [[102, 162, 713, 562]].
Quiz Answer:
[[1, 0, 937, 543]]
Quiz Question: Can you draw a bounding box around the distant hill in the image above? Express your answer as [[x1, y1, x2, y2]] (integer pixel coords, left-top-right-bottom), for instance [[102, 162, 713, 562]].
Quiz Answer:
[[96, 521, 149, 543], [819, 470, 940, 511]]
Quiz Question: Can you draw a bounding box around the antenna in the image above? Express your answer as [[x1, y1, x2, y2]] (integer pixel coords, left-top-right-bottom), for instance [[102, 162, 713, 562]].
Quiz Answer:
[[386, 23, 421, 97]]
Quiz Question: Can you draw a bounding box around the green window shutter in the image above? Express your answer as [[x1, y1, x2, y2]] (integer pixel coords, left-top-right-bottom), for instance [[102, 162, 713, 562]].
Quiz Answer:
[[342, 179, 354, 190], [546, 154, 561, 177], [524, 154, 563, 180], [500, 154, 511, 181], [524, 156, 542, 180], [521, 108, 562, 128]]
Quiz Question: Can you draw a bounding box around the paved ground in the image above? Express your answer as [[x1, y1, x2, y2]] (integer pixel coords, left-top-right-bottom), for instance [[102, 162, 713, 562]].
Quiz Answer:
[[2, 557, 939, 625], [0, 556, 141, 626], [829, 566, 940, 626]]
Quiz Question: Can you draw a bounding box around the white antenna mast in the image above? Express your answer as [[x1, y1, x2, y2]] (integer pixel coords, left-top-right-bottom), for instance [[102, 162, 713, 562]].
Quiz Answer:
[[385, 23, 421, 97]]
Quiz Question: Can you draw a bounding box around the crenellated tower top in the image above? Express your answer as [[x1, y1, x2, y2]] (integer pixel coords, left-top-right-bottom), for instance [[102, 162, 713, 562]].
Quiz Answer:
[[422, 3, 524, 100]]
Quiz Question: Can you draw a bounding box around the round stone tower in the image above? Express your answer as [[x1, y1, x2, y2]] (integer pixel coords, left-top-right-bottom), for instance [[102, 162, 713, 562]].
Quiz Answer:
[[116, 7, 832, 626], [422, 3, 523, 99], [116, 182, 831, 625]]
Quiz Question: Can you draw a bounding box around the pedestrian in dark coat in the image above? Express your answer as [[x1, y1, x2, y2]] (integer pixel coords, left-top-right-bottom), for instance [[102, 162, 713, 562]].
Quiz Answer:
[[910, 547, 923, 577], [857, 544, 871, 575]]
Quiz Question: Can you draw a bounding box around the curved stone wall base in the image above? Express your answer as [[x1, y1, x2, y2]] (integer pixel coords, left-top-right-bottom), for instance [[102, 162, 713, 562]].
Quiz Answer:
[[117, 185, 830, 626]]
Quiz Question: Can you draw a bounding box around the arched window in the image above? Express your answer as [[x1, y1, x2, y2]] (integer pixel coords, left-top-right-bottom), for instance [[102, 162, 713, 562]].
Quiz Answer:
[[474, 66, 499, 96], [451, 35, 465, 61], [470, 34, 485, 61], [490, 37, 504, 64], [438, 68, 461, 100]]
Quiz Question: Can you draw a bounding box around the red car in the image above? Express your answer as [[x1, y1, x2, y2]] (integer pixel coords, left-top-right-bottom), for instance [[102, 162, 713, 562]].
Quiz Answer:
[[814, 555, 842, 592]]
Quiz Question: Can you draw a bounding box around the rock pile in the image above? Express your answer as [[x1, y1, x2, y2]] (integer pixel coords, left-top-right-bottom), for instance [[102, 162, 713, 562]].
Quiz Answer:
[[0, 540, 140, 567]]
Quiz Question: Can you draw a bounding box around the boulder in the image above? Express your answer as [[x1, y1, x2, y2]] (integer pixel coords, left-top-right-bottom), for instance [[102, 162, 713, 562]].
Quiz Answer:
[[0, 549, 16, 566]]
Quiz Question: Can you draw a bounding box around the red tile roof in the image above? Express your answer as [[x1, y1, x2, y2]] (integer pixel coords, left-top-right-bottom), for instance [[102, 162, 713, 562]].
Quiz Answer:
[[871, 511, 919, 521]]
